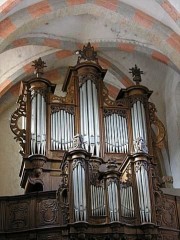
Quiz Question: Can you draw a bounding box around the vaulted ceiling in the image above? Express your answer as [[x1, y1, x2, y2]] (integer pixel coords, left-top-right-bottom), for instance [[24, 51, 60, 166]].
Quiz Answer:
[[0, 0, 179, 121]]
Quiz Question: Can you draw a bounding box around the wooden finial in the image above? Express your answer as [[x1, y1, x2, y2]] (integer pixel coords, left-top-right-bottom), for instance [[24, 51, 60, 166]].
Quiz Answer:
[[76, 42, 99, 64], [129, 64, 144, 85], [32, 57, 47, 77]]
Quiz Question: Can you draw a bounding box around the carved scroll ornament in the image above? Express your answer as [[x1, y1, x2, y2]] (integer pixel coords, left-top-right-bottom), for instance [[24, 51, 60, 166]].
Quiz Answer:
[[50, 79, 75, 104], [10, 94, 26, 154], [149, 102, 165, 148]]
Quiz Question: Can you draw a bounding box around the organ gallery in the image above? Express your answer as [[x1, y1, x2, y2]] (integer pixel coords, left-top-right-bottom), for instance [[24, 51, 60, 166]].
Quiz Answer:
[[0, 43, 179, 239]]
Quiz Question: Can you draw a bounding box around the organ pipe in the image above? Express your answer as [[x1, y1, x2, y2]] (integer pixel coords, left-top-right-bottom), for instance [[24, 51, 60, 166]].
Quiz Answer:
[[135, 161, 151, 222], [104, 113, 129, 153], [30, 92, 46, 155], [131, 101, 148, 152], [120, 183, 134, 217], [51, 109, 74, 151], [80, 80, 100, 157], [108, 181, 119, 222], [73, 160, 87, 221], [90, 184, 106, 216]]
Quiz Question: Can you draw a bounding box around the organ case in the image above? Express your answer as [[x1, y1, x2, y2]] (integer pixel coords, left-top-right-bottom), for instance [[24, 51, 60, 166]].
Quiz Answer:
[[10, 43, 167, 233]]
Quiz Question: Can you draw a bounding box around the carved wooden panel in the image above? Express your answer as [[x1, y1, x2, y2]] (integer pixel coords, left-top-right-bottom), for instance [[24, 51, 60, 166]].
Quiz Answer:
[[0, 201, 5, 231], [38, 199, 59, 226], [7, 236, 28, 240], [161, 195, 178, 229], [38, 232, 62, 240], [7, 201, 29, 230], [158, 230, 180, 240]]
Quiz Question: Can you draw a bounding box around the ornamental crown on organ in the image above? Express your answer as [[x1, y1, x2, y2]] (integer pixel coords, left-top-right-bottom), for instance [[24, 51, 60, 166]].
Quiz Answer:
[[10, 42, 165, 224]]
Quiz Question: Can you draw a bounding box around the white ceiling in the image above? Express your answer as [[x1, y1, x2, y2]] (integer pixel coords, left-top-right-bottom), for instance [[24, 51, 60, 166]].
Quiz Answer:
[[0, 0, 179, 123]]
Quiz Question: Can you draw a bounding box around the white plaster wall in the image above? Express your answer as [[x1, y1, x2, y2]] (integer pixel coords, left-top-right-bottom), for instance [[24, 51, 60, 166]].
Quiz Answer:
[[165, 69, 180, 188], [0, 102, 23, 196]]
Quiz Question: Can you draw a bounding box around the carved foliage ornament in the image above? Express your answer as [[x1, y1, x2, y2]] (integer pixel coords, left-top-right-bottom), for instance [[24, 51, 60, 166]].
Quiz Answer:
[[39, 199, 58, 225], [32, 57, 47, 77], [103, 108, 127, 118], [120, 164, 133, 186], [103, 84, 116, 106], [129, 64, 144, 85], [79, 73, 100, 87], [151, 167, 177, 228], [51, 78, 75, 104], [72, 158, 85, 170], [129, 95, 147, 107], [103, 84, 128, 107], [76, 42, 99, 65], [51, 105, 75, 115], [149, 102, 165, 148], [135, 160, 148, 172], [89, 160, 101, 185], [30, 88, 46, 100], [10, 94, 26, 154]]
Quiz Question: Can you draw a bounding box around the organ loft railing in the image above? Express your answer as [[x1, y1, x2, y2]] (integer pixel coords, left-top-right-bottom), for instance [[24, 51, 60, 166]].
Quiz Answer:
[[10, 43, 165, 226]]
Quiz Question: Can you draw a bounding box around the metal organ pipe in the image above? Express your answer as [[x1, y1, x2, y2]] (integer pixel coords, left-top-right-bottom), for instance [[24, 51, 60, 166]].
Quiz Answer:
[[51, 109, 74, 151], [30, 92, 46, 155], [104, 113, 129, 153], [120, 183, 135, 218], [73, 160, 87, 221], [90, 184, 105, 216], [135, 161, 151, 223], [131, 101, 148, 150], [108, 181, 119, 222], [80, 80, 100, 157]]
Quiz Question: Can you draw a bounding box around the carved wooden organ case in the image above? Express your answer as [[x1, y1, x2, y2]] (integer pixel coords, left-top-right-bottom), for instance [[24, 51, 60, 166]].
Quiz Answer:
[[10, 43, 166, 226]]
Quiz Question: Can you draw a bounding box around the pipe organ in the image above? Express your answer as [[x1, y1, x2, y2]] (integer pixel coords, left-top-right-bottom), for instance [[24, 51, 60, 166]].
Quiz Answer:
[[80, 79, 100, 156], [9, 43, 171, 239]]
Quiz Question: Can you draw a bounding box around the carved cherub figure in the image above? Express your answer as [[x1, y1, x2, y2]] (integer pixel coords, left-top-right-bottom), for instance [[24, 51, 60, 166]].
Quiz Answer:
[[72, 134, 85, 149], [134, 137, 148, 153]]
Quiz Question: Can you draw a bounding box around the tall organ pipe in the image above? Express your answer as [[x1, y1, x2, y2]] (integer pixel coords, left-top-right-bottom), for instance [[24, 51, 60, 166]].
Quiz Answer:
[[73, 160, 87, 221], [30, 92, 46, 155], [108, 181, 119, 222], [135, 161, 151, 222], [131, 101, 148, 151], [80, 80, 100, 156]]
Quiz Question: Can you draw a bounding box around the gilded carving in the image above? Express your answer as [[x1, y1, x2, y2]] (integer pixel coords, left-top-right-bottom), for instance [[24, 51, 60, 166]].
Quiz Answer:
[[50, 79, 75, 104], [103, 85, 116, 106], [10, 94, 26, 154], [149, 102, 165, 148]]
